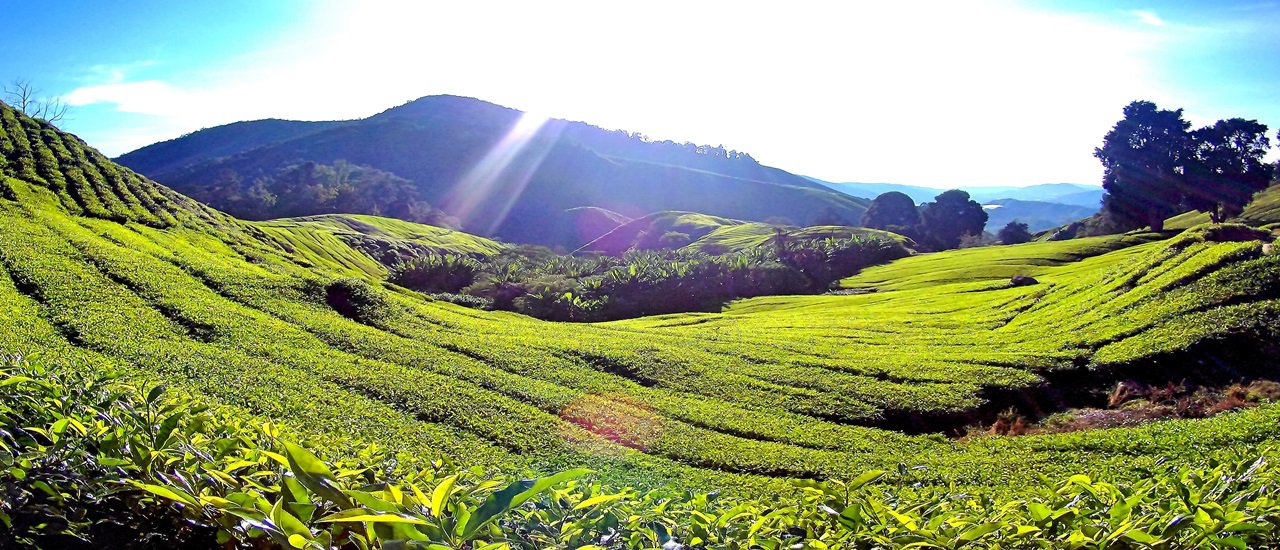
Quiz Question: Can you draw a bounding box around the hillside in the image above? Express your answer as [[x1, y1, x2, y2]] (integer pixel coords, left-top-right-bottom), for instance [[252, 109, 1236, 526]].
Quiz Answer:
[[251, 214, 503, 277], [1240, 184, 1280, 228], [4, 102, 1280, 546], [575, 210, 912, 255], [114, 118, 349, 177], [117, 95, 869, 247]]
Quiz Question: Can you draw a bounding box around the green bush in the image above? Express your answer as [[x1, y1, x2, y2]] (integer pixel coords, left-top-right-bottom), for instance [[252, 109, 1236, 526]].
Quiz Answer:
[[389, 254, 480, 293]]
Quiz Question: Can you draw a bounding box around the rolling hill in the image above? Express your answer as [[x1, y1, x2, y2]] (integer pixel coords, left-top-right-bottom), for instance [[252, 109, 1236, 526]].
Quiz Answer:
[[250, 213, 503, 277], [117, 95, 870, 248], [5, 101, 1280, 546], [577, 210, 913, 255], [1240, 184, 1280, 229]]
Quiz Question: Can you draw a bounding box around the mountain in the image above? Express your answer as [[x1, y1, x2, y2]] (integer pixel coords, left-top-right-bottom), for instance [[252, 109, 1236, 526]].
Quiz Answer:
[[982, 198, 1097, 233], [813, 179, 1104, 208], [117, 95, 869, 248], [118, 119, 350, 178]]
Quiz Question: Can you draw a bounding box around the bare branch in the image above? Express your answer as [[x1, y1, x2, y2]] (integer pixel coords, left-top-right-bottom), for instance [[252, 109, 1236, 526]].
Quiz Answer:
[[4, 79, 70, 125]]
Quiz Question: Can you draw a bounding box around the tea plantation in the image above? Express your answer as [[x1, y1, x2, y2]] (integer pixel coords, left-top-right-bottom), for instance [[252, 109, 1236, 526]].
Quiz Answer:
[[3, 102, 1280, 547]]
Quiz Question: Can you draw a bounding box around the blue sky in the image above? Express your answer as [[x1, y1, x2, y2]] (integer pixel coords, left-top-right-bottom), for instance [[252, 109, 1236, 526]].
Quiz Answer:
[[3, 0, 1278, 187]]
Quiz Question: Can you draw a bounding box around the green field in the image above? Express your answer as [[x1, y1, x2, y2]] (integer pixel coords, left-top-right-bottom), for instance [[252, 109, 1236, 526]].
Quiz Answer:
[[579, 210, 912, 255], [3, 103, 1280, 546], [252, 214, 503, 277], [1240, 184, 1280, 229]]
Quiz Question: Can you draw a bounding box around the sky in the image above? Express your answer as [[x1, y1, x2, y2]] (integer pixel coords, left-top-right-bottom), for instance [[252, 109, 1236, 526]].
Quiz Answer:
[[2, 0, 1278, 188]]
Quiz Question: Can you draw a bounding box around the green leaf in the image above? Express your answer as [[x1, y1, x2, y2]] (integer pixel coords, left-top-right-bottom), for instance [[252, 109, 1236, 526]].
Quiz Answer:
[[146, 384, 167, 404], [1122, 529, 1160, 544], [1215, 536, 1248, 549], [431, 474, 457, 517], [573, 492, 625, 510], [317, 509, 430, 525], [460, 469, 590, 539], [1027, 502, 1052, 523], [847, 470, 886, 491], [0, 376, 34, 388], [132, 482, 199, 507], [270, 497, 312, 538], [282, 441, 351, 507], [957, 522, 1002, 542]]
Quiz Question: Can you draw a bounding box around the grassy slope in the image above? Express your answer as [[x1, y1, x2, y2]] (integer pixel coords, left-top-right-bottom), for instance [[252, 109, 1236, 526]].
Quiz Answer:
[[579, 210, 913, 255], [691, 223, 914, 253], [1, 102, 1279, 500], [576, 211, 742, 254], [252, 214, 503, 277], [1240, 184, 1280, 229]]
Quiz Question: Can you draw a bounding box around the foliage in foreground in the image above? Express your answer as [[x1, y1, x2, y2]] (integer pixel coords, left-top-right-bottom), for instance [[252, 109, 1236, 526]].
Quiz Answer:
[[4, 355, 1280, 549]]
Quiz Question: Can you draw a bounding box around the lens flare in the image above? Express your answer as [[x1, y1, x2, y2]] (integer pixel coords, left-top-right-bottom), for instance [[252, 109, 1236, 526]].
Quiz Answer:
[[559, 393, 663, 454], [442, 111, 561, 235]]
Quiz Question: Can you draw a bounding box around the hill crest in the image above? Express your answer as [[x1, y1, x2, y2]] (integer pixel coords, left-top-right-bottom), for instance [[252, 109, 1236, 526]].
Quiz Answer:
[[118, 95, 867, 248]]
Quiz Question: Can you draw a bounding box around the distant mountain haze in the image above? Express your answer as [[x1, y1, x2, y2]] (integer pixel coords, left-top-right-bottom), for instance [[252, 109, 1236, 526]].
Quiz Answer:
[[810, 179, 1104, 207], [982, 199, 1098, 233], [118, 95, 868, 249], [809, 178, 1103, 232]]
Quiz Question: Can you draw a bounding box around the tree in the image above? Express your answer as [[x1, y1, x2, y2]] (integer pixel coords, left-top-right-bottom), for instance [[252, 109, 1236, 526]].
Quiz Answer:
[[861, 192, 921, 231], [3, 79, 69, 125], [919, 189, 987, 250], [997, 221, 1033, 244], [1184, 118, 1273, 221], [1094, 100, 1191, 231]]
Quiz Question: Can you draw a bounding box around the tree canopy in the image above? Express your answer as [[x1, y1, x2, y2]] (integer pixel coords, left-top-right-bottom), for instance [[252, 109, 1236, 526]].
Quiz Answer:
[[997, 221, 1033, 245], [920, 189, 988, 250], [1184, 118, 1274, 221], [197, 160, 450, 225], [1095, 100, 1273, 231], [861, 191, 922, 235]]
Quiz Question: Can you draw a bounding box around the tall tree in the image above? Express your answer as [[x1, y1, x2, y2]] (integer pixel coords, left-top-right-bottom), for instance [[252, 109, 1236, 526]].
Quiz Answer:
[[861, 191, 922, 233], [920, 189, 987, 250], [997, 221, 1033, 244], [1094, 101, 1192, 231], [1184, 118, 1273, 221]]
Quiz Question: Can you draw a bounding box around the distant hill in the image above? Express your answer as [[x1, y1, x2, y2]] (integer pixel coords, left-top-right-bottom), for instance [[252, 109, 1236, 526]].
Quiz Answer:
[[118, 95, 868, 247], [251, 214, 504, 277], [547, 206, 632, 251], [577, 210, 912, 255], [121, 119, 349, 178], [982, 199, 1097, 233], [813, 179, 1104, 208], [1239, 184, 1280, 228]]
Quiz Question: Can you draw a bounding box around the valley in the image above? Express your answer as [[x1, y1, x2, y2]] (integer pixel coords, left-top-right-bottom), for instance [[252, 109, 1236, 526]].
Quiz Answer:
[[2, 100, 1280, 547]]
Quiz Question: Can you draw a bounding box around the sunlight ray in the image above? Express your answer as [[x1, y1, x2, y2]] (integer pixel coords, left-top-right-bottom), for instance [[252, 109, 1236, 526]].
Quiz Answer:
[[442, 111, 561, 235]]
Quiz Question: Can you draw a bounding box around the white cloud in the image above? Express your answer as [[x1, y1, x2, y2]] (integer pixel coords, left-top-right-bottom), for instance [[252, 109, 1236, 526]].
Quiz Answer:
[[65, 80, 190, 116], [64, 0, 1171, 186], [1131, 10, 1169, 27]]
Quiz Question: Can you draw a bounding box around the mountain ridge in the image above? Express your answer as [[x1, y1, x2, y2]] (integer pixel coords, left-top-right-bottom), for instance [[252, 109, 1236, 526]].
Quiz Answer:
[[809, 178, 1103, 207], [117, 95, 868, 248]]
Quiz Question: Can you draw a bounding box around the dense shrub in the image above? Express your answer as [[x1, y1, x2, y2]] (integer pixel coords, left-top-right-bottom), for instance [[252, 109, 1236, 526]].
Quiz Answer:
[[388, 254, 480, 293], [323, 278, 392, 323], [387, 236, 910, 321]]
